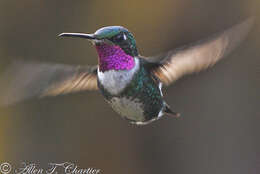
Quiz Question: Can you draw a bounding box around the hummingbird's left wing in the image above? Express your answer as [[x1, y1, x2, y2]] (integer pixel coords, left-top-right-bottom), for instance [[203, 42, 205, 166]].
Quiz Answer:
[[147, 17, 254, 86], [0, 61, 98, 106]]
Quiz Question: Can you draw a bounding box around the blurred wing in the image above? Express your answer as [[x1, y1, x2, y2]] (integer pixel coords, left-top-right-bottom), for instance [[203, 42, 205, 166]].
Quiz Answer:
[[149, 17, 254, 85], [0, 61, 98, 105]]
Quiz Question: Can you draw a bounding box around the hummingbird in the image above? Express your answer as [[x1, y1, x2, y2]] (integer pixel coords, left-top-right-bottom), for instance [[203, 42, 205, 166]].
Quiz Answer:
[[0, 18, 253, 125]]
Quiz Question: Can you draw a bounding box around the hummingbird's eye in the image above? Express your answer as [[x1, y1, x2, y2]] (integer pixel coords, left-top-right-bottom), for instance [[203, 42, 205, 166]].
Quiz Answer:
[[113, 34, 127, 43]]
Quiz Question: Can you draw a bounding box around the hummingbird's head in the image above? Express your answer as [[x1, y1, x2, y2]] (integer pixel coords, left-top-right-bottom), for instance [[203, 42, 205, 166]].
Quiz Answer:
[[59, 26, 138, 72], [59, 26, 138, 57]]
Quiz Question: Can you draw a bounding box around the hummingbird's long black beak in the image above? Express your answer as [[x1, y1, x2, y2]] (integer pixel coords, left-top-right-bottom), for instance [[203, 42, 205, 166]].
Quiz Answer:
[[58, 33, 96, 40]]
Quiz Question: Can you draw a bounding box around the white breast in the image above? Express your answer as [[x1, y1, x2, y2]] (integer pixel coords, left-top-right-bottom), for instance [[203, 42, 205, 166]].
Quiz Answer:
[[97, 58, 140, 95]]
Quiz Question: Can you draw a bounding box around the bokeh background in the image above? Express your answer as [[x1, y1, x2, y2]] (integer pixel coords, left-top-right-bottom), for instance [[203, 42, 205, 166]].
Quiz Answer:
[[0, 0, 259, 173]]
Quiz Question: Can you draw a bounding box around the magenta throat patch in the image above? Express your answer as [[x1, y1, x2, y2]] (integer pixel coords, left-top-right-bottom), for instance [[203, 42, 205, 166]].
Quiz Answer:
[[95, 43, 135, 72]]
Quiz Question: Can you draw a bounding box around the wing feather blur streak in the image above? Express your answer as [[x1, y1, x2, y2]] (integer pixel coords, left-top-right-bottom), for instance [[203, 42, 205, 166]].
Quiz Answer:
[[149, 17, 254, 85], [0, 18, 253, 106], [0, 61, 97, 105]]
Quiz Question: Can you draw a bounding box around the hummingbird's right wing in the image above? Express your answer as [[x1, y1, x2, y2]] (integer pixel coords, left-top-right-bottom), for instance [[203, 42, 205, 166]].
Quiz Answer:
[[147, 17, 254, 86], [0, 61, 98, 106]]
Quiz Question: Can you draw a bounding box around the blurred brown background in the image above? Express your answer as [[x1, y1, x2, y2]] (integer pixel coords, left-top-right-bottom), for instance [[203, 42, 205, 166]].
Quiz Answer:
[[0, 0, 259, 173]]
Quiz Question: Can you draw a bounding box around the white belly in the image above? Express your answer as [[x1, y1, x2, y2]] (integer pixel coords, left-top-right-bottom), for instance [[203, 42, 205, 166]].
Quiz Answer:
[[109, 97, 145, 121], [97, 58, 140, 95]]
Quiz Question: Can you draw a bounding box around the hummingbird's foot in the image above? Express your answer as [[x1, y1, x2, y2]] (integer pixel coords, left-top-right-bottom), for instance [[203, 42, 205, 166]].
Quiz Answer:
[[164, 104, 181, 118]]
